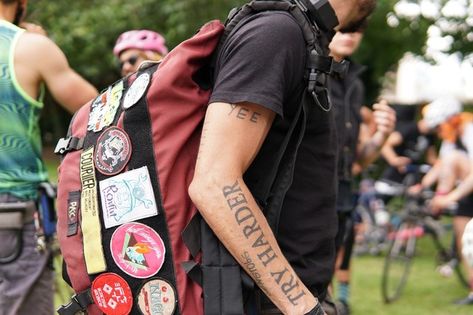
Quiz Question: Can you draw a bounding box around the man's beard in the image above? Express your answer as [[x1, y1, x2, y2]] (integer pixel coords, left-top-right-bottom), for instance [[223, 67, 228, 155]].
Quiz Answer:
[[13, 5, 24, 25], [339, 0, 376, 33], [339, 17, 368, 33]]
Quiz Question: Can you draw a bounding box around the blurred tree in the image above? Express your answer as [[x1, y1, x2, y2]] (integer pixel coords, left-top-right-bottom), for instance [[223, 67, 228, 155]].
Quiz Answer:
[[26, 0, 437, 140], [353, 0, 429, 104]]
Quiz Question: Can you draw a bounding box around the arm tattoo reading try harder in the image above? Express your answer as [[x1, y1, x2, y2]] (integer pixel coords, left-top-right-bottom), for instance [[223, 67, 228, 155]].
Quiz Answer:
[[223, 181, 306, 305], [228, 104, 261, 123]]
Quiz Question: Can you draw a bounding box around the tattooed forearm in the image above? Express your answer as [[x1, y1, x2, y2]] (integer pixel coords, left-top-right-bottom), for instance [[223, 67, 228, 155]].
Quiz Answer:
[[223, 180, 306, 305], [242, 251, 267, 291], [227, 104, 261, 123]]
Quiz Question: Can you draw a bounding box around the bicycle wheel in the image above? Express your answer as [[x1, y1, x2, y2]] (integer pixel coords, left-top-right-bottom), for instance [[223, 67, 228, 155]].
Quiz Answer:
[[381, 220, 418, 303], [426, 216, 470, 289]]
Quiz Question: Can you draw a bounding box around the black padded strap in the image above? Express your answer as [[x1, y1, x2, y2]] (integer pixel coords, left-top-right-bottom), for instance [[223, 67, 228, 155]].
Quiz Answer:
[[181, 213, 202, 258], [251, 92, 304, 211], [200, 220, 244, 315]]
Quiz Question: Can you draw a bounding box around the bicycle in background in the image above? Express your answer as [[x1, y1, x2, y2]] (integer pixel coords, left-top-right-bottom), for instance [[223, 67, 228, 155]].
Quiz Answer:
[[381, 189, 468, 303]]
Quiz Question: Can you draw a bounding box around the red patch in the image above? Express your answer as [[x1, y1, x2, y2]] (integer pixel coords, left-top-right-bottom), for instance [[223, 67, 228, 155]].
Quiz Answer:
[[91, 273, 133, 315], [94, 127, 132, 175]]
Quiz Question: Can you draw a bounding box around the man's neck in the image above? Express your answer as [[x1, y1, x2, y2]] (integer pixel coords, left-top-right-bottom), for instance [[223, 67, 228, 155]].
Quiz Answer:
[[0, 4, 17, 24]]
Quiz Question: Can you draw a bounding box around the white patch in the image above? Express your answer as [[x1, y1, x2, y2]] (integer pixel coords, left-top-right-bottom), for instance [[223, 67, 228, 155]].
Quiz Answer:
[[99, 166, 158, 228], [123, 73, 151, 109]]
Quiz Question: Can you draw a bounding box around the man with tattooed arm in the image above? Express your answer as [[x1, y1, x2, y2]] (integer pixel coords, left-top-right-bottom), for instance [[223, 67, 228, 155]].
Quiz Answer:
[[188, 0, 378, 314]]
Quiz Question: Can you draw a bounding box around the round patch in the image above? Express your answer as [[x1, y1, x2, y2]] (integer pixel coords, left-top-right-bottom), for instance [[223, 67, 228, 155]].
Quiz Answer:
[[110, 222, 166, 279], [91, 273, 133, 315], [123, 73, 151, 109], [95, 127, 132, 175], [136, 278, 177, 315]]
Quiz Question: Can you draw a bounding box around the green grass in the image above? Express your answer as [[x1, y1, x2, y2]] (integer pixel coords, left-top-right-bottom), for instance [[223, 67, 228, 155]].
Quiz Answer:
[[349, 237, 472, 315], [45, 153, 473, 313]]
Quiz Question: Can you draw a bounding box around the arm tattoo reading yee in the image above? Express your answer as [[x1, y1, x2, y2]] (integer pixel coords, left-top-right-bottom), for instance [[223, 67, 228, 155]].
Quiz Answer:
[[223, 180, 306, 305], [228, 104, 261, 123]]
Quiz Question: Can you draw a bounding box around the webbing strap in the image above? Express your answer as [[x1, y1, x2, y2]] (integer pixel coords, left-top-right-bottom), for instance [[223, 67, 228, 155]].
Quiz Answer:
[[251, 90, 304, 213], [57, 290, 93, 315]]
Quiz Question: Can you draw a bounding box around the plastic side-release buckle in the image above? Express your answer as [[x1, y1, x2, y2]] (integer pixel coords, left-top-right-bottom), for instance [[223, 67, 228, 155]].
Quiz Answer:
[[54, 137, 84, 155], [331, 59, 349, 77], [57, 290, 93, 315]]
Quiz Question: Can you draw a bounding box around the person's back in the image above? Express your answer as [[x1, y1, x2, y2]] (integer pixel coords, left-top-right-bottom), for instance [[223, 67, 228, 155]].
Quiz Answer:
[[0, 20, 48, 199], [0, 1, 97, 314]]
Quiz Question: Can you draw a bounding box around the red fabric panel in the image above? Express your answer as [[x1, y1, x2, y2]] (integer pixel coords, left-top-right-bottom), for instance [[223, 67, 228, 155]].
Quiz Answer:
[[56, 103, 101, 315], [146, 20, 224, 315]]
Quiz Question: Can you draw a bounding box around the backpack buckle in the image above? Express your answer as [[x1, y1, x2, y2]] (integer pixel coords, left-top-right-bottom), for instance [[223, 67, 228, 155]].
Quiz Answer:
[[57, 290, 93, 315], [54, 137, 84, 155]]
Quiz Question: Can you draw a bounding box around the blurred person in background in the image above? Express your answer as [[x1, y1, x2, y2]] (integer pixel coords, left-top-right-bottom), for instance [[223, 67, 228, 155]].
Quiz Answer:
[[378, 105, 437, 187], [329, 30, 396, 315], [0, 0, 97, 314], [416, 97, 473, 305], [113, 29, 168, 76]]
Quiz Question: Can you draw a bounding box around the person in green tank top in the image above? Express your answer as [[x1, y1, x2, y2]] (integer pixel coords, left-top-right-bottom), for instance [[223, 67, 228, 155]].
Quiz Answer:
[[0, 1, 98, 314]]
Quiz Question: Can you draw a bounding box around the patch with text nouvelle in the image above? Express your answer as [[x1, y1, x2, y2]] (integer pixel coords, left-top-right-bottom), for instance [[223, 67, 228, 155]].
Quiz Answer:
[[137, 278, 177, 315]]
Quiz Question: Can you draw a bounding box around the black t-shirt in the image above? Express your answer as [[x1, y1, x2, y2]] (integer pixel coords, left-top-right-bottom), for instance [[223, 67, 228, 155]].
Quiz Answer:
[[329, 62, 365, 212], [210, 11, 337, 297], [381, 121, 435, 183]]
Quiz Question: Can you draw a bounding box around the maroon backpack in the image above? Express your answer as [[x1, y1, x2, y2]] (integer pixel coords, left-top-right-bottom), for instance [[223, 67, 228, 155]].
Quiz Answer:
[[54, 1, 343, 314]]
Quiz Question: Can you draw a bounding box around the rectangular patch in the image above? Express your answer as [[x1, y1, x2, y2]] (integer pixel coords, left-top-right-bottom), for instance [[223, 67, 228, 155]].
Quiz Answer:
[[99, 166, 159, 229], [80, 146, 107, 274], [67, 191, 81, 237]]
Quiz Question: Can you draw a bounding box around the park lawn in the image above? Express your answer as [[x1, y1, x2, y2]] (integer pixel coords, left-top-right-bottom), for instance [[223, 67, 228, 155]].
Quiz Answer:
[[350, 236, 472, 315], [45, 155, 473, 314]]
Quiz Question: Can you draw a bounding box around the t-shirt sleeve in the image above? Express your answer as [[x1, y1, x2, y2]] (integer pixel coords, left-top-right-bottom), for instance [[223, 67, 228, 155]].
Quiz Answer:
[[209, 12, 306, 117]]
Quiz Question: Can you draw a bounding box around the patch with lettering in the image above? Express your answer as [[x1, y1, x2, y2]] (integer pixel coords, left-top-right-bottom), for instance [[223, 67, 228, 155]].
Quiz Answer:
[[136, 278, 177, 315], [91, 272, 133, 315], [67, 191, 81, 237], [99, 166, 158, 228], [110, 222, 165, 278], [123, 73, 150, 110], [80, 146, 107, 274], [87, 92, 108, 132], [94, 127, 132, 176]]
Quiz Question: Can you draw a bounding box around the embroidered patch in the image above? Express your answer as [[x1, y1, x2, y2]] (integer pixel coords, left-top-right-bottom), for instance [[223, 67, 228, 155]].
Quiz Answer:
[[87, 92, 108, 132], [67, 191, 80, 237], [137, 278, 177, 315], [94, 127, 132, 176], [87, 81, 124, 133], [99, 166, 158, 229], [123, 73, 150, 110], [101, 81, 124, 128], [91, 272, 133, 315], [110, 222, 165, 279]]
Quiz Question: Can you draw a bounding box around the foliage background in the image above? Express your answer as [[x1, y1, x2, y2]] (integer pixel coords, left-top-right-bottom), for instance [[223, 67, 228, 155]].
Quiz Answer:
[[26, 0, 461, 142]]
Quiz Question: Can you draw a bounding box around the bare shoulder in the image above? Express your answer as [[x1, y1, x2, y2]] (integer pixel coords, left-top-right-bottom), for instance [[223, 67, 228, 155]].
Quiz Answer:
[[16, 32, 65, 62], [15, 31, 67, 73], [16, 31, 53, 52]]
